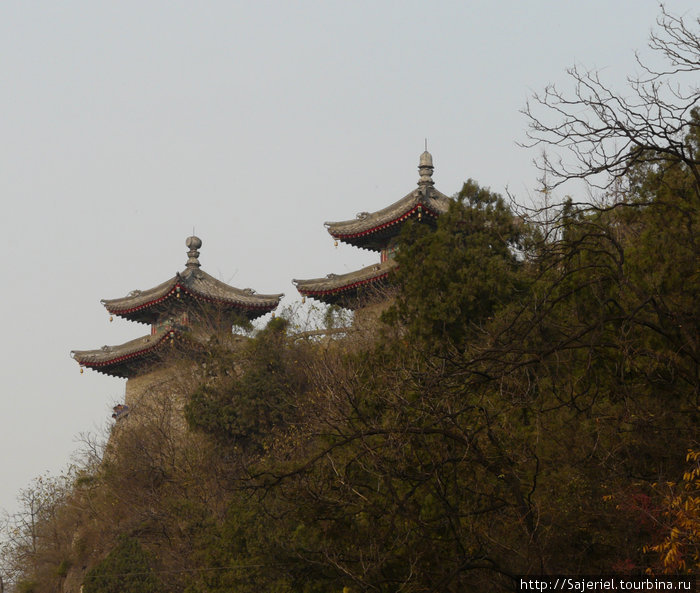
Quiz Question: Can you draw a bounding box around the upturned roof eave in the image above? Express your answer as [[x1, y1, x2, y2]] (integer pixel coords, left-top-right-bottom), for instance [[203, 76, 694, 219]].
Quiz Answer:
[[101, 275, 178, 315], [293, 263, 395, 310], [324, 186, 451, 246], [71, 330, 180, 378], [100, 268, 283, 321], [293, 259, 398, 295]]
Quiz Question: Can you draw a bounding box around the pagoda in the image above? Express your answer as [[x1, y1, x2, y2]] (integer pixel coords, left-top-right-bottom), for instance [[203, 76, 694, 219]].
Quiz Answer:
[[293, 151, 451, 309], [71, 236, 283, 379]]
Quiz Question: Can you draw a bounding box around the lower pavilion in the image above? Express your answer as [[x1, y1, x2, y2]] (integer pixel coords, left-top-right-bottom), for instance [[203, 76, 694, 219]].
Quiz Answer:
[[293, 151, 451, 309]]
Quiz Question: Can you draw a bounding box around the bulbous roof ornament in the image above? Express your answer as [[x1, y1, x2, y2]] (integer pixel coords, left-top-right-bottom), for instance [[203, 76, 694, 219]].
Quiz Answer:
[[418, 150, 434, 187], [185, 235, 202, 268]]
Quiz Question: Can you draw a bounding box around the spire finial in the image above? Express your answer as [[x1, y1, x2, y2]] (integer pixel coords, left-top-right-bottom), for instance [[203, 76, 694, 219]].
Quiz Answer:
[[185, 235, 202, 268], [418, 147, 434, 187]]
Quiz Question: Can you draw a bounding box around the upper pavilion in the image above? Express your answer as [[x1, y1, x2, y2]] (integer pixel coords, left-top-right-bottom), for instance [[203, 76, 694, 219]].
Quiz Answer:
[[72, 236, 283, 378], [293, 151, 451, 308]]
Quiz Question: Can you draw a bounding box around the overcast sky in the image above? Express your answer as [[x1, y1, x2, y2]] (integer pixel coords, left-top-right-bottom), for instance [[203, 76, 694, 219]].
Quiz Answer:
[[1, 1, 697, 518]]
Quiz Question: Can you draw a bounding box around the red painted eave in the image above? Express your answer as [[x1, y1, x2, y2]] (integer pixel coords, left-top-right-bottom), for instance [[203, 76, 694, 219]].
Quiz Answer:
[[106, 283, 276, 317], [78, 332, 177, 370], [297, 271, 392, 297], [329, 204, 440, 241]]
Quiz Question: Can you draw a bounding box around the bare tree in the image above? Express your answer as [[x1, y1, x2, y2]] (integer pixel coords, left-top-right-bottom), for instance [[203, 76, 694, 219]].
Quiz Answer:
[[521, 6, 699, 195], [0, 474, 71, 592]]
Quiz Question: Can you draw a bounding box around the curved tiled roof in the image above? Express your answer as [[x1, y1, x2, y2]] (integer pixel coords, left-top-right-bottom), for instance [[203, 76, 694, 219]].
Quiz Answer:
[[293, 259, 397, 309], [73, 236, 283, 380], [71, 330, 185, 378], [102, 266, 283, 324], [324, 185, 451, 251]]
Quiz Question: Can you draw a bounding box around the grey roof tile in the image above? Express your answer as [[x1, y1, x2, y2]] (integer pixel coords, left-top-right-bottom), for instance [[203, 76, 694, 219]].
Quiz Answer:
[[293, 259, 397, 309], [102, 266, 283, 324], [71, 330, 182, 378], [324, 185, 450, 250]]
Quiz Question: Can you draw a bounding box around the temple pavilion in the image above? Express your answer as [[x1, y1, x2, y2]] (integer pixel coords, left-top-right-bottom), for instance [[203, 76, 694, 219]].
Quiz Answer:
[[71, 236, 283, 379], [293, 151, 451, 309]]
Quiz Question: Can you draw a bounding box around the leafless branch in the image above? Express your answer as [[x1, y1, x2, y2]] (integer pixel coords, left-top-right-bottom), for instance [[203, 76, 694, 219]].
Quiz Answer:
[[520, 7, 699, 195]]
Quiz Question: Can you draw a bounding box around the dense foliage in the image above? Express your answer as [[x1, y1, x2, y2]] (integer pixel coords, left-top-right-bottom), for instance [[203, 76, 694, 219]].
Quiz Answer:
[[83, 536, 163, 593]]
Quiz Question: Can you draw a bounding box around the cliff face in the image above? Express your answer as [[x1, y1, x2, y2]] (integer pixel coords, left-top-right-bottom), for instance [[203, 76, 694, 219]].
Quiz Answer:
[[123, 365, 194, 431], [61, 363, 196, 593]]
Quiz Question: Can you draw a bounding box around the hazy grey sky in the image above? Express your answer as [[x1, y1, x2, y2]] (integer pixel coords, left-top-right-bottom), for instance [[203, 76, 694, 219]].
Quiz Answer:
[[1, 1, 697, 517]]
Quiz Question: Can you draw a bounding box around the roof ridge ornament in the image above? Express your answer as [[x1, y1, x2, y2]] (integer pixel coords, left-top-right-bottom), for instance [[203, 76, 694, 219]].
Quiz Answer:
[[185, 235, 202, 268], [418, 150, 434, 187]]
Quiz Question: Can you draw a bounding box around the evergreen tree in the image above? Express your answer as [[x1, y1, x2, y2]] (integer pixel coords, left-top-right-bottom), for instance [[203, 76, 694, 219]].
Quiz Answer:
[[83, 536, 163, 593]]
